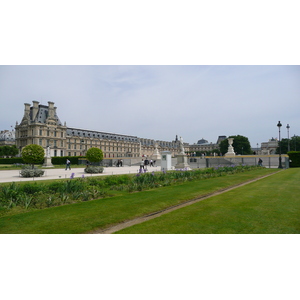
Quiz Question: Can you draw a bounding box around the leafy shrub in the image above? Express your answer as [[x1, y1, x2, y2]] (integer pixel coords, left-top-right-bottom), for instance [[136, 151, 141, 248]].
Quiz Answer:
[[20, 168, 44, 177], [86, 147, 104, 164], [21, 144, 45, 167], [288, 151, 300, 168], [20, 182, 44, 194], [85, 166, 104, 173], [86, 177, 106, 188]]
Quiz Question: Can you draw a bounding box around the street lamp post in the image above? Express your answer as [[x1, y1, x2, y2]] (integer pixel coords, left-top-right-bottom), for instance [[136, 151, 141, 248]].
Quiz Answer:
[[277, 121, 283, 168], [286, 124, 290, 152]]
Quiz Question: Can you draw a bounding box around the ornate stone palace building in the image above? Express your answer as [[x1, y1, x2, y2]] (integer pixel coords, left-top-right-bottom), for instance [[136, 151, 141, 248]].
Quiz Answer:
[[15, 101, 182, 158]]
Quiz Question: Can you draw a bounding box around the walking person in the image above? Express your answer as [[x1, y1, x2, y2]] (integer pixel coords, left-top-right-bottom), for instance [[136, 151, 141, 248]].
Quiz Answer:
[[140, 159, 145, 170], [144, 158, 149, 170], [65, 159, 71, 170]]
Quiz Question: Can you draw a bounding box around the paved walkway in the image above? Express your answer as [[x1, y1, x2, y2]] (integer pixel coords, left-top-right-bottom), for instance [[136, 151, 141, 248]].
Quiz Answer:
[[0, 165, 162, 183]]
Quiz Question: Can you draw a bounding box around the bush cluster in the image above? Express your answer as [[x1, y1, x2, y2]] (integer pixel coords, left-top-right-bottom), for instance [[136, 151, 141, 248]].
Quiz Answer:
[[288, 151, 300, 168], [109, 165, 262, 192], [0, 178, 108, 212], [20, 165, 45, 177], [84, 166, 104, 173], [0, 164, 263, 214]]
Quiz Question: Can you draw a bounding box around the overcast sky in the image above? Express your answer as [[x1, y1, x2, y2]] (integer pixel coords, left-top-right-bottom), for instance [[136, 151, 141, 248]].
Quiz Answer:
[[0, 65, 299, 147]]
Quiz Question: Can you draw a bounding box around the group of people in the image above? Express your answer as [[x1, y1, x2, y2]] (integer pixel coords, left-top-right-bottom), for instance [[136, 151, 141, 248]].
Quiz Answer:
[[140, 158, 156, 169], [116, 159, 123, 167]]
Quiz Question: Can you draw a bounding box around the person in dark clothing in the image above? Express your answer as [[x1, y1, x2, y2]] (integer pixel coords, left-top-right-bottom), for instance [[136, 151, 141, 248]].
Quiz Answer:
[[65, 159, 71, 170]]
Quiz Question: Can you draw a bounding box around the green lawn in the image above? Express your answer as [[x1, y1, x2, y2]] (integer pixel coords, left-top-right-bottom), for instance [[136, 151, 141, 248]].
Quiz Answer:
[[0, 168, 280, 233], [116, 168, 300, 234]]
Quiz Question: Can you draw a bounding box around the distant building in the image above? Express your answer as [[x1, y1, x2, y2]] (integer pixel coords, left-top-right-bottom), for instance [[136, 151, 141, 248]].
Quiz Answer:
[[15, 101, 182, 158], [197, 138, 208, 145], [0, 130, 15, 146], [187, 136, 226, 155], [260, 138, 278, 155]]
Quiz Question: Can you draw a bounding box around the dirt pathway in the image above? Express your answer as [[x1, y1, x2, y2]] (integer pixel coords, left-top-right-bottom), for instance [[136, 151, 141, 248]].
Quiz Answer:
[[88, 171, 280, 234]]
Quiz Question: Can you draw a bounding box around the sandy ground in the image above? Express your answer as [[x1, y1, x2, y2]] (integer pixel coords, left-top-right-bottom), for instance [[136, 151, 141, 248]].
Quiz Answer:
[[0, 165, 161, 183]]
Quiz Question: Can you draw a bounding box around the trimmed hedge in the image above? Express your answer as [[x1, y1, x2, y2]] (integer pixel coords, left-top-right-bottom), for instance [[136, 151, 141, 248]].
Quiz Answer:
[[288, 151, 300, 168], [51, 156, 85, 165], [0, 156, 85, 165], [0, 157, 25, 164]]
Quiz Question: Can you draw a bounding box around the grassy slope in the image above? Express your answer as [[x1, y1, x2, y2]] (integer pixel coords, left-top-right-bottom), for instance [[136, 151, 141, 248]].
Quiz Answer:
[[0, 168, 278, 233], [116, 168, 300, 234]]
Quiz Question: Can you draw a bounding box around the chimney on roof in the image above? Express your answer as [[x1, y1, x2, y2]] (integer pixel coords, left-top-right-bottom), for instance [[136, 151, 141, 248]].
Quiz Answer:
[[23, 103, 31, 119], [32, 101, 39, 121], [48, 101, 55, 119]]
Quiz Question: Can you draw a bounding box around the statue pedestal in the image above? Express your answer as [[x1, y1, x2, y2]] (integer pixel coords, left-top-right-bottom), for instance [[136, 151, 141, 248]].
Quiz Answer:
[[152, 149, 161, 160], [43, 156, 54, 168], [175, 154, 190, 169], [225, 146, 236, 157], [225, 138, 235, 157]]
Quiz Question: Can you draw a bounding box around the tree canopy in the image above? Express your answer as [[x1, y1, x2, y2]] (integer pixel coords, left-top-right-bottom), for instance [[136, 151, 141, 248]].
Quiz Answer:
[[276, 136, 300, 154], [0, 145, 19, 157], [219, 135, 252, 155], [86, 147, 104, 164], [21, 144, 45, 167]]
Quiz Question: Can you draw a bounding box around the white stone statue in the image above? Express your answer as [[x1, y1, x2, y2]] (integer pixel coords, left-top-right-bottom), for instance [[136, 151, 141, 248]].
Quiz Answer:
[[225, 137, 235, 157], [46, 146, 51, 158], [179, 136, 185, 154]]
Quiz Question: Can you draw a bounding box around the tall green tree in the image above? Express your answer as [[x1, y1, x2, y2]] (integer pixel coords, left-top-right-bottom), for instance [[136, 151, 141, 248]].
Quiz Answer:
[[219, 135, 252, 155], [0, 145, 19, 157], [276, 136, 300, 154], [21, 144, 45, 168]]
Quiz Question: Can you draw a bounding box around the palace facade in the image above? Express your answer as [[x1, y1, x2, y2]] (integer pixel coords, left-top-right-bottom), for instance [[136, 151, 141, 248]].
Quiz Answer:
[[15, 101, 182, 158]]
